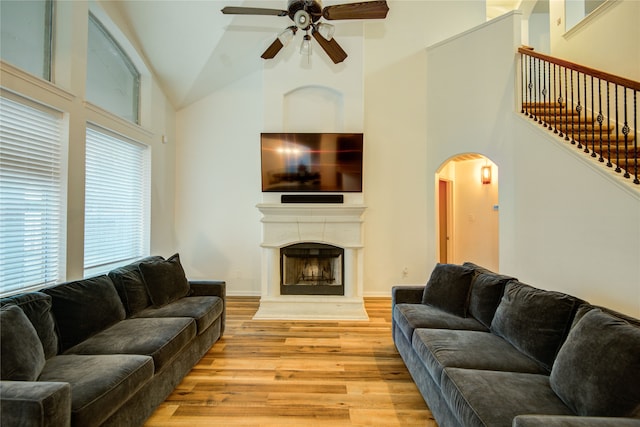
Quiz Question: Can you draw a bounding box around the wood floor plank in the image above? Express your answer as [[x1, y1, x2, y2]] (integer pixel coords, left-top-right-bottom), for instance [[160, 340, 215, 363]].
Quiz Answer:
[[144, 297, 436, 427]]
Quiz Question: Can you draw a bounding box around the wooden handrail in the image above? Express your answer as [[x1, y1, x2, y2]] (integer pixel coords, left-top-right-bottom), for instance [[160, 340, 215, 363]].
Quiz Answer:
[[517, 47, 640, 91]]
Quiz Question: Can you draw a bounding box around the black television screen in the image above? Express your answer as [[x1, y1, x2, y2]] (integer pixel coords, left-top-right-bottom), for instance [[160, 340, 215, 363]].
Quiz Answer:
[[261, 133, 363, 192]]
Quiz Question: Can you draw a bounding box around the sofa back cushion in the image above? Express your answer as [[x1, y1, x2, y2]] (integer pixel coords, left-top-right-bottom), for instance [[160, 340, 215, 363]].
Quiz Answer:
[[1, 305, 46, 380], [43, 275, 126, 352], [550, 307, 640, 417], [421, 263, 474, 317], [0, 292, 58, 358], [139, 253, 190, 307], [490, 281, 583, 371], [109, 256, 164, 316], [463, 262, 514, 329]]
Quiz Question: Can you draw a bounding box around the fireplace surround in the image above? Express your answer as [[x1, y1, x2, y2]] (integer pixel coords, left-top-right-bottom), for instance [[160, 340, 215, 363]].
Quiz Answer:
[[255, 203, 367, 320]]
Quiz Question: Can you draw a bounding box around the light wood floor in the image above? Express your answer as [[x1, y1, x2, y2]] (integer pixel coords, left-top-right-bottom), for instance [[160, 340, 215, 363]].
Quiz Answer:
[[144, 297, 437, 427]]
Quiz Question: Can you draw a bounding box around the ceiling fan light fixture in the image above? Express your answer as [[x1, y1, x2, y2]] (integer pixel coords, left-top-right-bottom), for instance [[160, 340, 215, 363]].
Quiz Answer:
[[316, 22, 334, 40], [300, 33, 312, 56], [277, 26, 297, 46], [293, 9, 311, 30]]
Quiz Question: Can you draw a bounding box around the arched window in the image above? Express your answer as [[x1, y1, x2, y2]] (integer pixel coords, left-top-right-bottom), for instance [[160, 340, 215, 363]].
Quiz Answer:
[[86, 13, 140, 124]]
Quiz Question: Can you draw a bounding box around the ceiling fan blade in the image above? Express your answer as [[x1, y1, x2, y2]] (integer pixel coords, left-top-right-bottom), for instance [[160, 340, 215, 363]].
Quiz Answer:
[[322, 0, 389, 20], [312, 31, 347, 64], [261, 38, 285, 59], [221, 6, 288, 17]]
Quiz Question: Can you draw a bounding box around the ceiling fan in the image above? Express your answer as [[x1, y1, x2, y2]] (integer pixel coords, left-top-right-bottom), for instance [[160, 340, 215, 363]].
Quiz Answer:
[[221, 0, 389, 64]]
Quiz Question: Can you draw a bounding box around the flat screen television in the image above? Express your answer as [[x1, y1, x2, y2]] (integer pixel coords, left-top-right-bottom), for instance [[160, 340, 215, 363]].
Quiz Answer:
[[261, 133, 363, 192]]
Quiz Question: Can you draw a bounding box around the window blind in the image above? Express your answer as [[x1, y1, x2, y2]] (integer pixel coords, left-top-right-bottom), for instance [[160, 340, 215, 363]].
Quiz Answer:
[[84, 127, 149, 277], [0, 96, 63, 294]]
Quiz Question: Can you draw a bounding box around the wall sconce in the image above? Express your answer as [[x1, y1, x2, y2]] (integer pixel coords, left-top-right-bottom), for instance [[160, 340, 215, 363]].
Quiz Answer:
[[481, 165, 492, 184]]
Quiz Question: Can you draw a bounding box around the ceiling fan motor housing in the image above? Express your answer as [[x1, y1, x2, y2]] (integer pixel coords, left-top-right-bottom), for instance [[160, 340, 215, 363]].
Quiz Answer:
[[288, 0, 322, 28]]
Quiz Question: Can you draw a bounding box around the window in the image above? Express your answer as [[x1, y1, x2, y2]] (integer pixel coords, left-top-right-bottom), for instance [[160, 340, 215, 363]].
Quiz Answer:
[[86, 13, 140, 123], [0, 0, 53, 80], [0, 95, 64, 295], [84, 127, 150, 277]]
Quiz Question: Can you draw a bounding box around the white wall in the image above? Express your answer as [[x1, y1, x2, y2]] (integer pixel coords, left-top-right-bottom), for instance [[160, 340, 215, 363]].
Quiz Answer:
[[549, 0, 639, 81], [426, 10, 640, 317], [175, 0, 486, 295]]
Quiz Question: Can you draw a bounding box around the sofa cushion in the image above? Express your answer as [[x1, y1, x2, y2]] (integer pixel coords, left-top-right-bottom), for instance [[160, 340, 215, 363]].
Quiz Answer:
[[134, 296, 223, 335], [468, 272, 513, 329], [394, 303, 488, 343], [108, 256, 163, 316], [43, 275, 126, 352], [421, 263, 474, 317], [441, 368, 573, 427], [0, 292, 59, 358], [64, 317, 196, 373], [412, 329, 547, 387], [0, 305, 46, 381], [550, 308, 640, 417], [490, 281, 583, 371], [139, 253, 190, 307], [39, 354, 154, 426]]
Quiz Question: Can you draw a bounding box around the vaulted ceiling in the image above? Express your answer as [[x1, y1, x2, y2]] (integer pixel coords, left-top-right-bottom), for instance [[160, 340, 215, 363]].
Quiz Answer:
[[111, 0, 523, 109]]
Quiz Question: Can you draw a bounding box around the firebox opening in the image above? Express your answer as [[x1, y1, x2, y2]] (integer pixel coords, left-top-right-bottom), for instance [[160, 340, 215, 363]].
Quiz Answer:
[[280, 243, 344, 296]]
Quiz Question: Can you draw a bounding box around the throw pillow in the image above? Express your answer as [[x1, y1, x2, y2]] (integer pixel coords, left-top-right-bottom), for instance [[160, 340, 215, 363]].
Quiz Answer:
[[139, 253, 190, 307], [467, 273, 513, 329], [0, 292, 59, 359], [490, 281, 583, 371], [43, 275, 126, 352], [0, 305, 46, 381], [550, 308, 640, 417], [108, 256, 163, 316], [421, 263, 474, 317]]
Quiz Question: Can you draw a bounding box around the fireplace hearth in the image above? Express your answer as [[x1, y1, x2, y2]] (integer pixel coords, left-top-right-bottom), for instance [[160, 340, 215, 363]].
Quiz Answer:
[[281, 243, 344, 296]]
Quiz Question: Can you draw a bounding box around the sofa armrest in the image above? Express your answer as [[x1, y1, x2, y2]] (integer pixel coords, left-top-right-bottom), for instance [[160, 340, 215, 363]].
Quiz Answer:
[[513, 415, 640, 427], [189, 280, 226, 299], [188, 280, 226, 335], [0, 381, 71, 427], [392, 285, 425, 306]]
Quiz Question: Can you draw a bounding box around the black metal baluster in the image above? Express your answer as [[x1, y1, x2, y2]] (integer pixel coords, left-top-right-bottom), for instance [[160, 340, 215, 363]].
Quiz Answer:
[[570, 70, 576, 144], [537, 58, 543, 124], [606, 83, 612, 168], [521, 53, 526, 114], [553, 63, 559, 133], [597, 78, 604, 163], [634, 90, 639, 185], [528, 55, 534, 119], [576, 72, 583, 149], [564, 67, 570, 141], [622, 89, 630, 179], [584, 75, 589, 153], [591, 76, 596, 157], [558, 64, 564, 138], [615, 84, 621, 173]]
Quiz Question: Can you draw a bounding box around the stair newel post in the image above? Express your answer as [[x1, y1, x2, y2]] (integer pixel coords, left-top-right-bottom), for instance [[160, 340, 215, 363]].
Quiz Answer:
[[597, 78, 604, 163], [633, 91, 639, 185], [564, 67, 570, 141], [622, 89, 630, 179], [614, 84, 622, 173]]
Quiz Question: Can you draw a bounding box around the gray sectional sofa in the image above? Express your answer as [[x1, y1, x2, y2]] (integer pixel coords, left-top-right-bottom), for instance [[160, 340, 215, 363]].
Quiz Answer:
[[392, 262, 640, 427], [0, 254, 225, 427]]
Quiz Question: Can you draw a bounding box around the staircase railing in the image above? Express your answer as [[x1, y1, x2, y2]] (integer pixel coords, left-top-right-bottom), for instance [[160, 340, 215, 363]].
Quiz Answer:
[[519, 46, 639, 185]]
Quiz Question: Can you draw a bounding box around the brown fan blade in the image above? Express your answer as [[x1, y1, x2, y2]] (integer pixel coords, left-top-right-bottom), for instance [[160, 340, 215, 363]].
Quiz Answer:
[[312, 31, 347, 64], [261, 38, 285, 60], [221, 6, 288, 17], [322, 0, 389, 20]]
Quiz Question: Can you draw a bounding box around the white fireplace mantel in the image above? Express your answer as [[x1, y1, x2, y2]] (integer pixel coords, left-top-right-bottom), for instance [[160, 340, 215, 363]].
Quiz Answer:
[[254, 203, 368, 320]]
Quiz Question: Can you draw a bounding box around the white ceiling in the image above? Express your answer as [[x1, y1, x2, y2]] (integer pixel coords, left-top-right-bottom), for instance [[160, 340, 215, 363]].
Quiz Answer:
[[111, 0, 524, 109]]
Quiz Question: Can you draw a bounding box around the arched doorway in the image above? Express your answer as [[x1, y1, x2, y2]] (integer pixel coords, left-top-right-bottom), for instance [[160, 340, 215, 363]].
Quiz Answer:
[[436, 154, 499, 271]]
